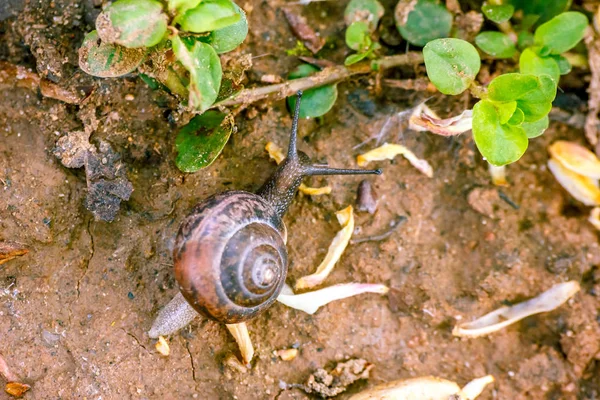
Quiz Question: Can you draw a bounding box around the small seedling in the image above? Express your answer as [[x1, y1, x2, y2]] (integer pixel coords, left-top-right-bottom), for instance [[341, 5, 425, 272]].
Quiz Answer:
[[424, 10, 588, 166]]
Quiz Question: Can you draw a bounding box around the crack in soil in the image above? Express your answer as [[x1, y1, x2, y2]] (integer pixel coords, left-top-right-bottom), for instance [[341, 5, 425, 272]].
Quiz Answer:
[[122, 329, 149, 354], [76, 218, 95, 300], [185, 342, 197, 382]]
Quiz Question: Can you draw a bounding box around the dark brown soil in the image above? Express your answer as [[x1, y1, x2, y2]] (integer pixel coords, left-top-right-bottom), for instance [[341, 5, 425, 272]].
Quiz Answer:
[[1, 1, 600, 399]]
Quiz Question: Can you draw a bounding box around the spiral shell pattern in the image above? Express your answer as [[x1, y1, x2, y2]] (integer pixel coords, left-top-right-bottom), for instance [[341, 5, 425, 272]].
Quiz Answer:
[[174, 191, 288, 324]]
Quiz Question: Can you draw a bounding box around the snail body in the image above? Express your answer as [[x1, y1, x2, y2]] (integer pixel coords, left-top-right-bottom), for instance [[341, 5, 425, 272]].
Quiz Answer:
[[173, 91, 381, 325]]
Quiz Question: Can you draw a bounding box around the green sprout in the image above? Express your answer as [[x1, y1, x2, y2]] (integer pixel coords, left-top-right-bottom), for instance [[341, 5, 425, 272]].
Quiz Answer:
[[424, 11, 588, 166]]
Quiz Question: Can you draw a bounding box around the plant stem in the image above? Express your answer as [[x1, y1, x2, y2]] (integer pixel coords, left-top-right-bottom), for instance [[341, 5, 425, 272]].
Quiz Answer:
[[212, 52, 424, 109]]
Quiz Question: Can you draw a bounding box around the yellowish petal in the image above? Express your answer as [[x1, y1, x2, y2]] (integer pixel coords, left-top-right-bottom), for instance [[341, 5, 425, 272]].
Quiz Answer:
[[265, 142, 285, 165], [226, 323, 254, 365], [155, 336, 170, 356], [589, 207, 600, 230], [299, 183, 332, 195], [549, 140, 600, 179], [357, 143, 433, 177], [548, 158, 600, 206]]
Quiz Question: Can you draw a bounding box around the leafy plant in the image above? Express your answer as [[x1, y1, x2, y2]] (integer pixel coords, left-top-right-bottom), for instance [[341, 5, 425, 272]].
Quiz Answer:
[[395, 0, 452, 46], [286, 64, 338, 118], [79, 0, 248, 115], [424, 11, 588, 166], [343, 0, 384, 65]]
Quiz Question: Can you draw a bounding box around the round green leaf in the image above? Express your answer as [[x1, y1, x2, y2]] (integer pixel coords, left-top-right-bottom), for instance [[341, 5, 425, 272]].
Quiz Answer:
[[96, 0, 168, 48], [79, 31, 145, 77], [519, 48, 560, 85], [178, 0, 240, 33], [517, 31, 534, 49], [551, 55, 572, 75], [507, 107, 524, 126], [512, 0, 571, 25], [172, 36, 222, 113], [204, 2, 248, 54], [534, 11, 588, 55], [346, 21, 371, 51], [472, 99, 528, 166], [168, 0, 201, 14], [423, 38, 480, 95], [495, 101, 517, 124], [286, 64, 338, 118], [481, 4, 514, 23], [344, 0, 385, 32], [395, 0, 452, 47], [175, 111, 233, 172], [488, 73, 538, 102], [522, 115, 549, 138], [475, 31, 517, 59], [345, 52, 370, 66]]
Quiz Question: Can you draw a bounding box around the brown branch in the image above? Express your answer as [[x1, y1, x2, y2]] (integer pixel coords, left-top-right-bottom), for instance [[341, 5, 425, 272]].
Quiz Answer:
[[213, 52, 424, 109]]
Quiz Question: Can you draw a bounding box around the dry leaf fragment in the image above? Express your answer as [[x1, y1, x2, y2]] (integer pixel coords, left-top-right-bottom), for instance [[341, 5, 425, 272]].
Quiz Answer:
[[0, 241, 28, 266], [300, 359, 373, 398], [266, 142, 331, 194], [295, 206, 354, 289], [548, 158, 600, 206], [549, 140, 600, 179], [348, 375, 494, 400], [277, 283, 389, 314], [453, 281, 580, 338], [357, 143, 433, 177], [283, 8, 326, 54], [155, 336, 170, 356], [589, 207, 600, 230], [275, 348, 298, 361], [409, 102, 473, 137], [226, 323, 254, 365], [5, 382, 31, 398]]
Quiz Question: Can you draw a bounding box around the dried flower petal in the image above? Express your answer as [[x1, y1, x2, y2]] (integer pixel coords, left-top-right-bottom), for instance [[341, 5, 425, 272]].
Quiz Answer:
[[357, 143, 433, 177], [155, 336, 170, 356], [548, 158, 600, 206], [589, 207, 600, 230], [489, 164, 508, 187], [299, 183, 332, 195], [295, 206, 354, 289], [226, 323, 254, 365], [549, 141, 600, 179], [5, 382, 30, 398], [275, 348, 298, 361], [0, 241, 28, 266], [453, 281, 580, 338], [409, 102, 473, 136], [267, 142, 331, 195], [349, 374, 493, 400], [277, 283, 389, 314]]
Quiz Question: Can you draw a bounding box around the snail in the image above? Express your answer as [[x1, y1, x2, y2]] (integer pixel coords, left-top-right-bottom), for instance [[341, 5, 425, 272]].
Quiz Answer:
[[150, 91, 380, 337]]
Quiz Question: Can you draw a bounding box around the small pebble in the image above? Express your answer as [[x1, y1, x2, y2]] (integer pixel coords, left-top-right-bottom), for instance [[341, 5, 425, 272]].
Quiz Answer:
[[275, 348, 298, 361]]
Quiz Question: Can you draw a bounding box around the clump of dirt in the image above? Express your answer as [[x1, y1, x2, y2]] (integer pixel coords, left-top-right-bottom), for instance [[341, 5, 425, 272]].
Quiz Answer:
[[1, 0, 600, 399]]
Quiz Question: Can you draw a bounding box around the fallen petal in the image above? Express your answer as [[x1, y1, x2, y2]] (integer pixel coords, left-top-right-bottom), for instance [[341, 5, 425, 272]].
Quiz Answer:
[[357, 143, 433, 177], [489, 164, 508, 187], [548, 158, 600, 206], [155, 336, 170, 356], [277, 283, 388, 314], [409, 102, 473, 136], [453, 281, 580, 338], [226, 323, 254, 365], [299, 183, 332, 195], [148, 292, 198, 338], [275, 348, 298, 361], [5, 382, 30, 398], [265, 142, 286, 164], [589, 207, 600, 230], [295, 206, 354, 290], [459, 375, 495, 400], [549, 140, 600, 179]]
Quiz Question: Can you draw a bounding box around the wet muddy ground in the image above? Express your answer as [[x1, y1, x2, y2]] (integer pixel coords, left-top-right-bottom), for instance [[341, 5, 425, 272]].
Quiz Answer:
[[1, 0, 600, 399]]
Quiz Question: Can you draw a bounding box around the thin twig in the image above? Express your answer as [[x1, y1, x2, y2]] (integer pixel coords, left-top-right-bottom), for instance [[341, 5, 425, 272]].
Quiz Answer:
[[350, 216, 407, 244], [213, 52, 424, 109]]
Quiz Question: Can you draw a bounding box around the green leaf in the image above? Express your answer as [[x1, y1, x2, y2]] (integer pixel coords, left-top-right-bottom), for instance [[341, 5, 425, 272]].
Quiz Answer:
[[203, 2, 248, 54], [519, 48, 560, 85], [522, 115, 549, 138], [551, 55, 572, 75], [423, 38, 480, 95], [286, 64, 338, 118], [516, 75, 555, 122], [344, 0, 385, 32], [534, 11, 588, 55], [475, 31, 517, 58], [345, 52, 370, 66], [488, 73, 538, 102], [395, 0, 453, 47], [517, 31, 534, 49], [510, 0, 570, 25], [79, 30, 146, 77], [494, 101, 517, 124], [168, 0, 201, 14], [96, 0, 168, 48], [507, 107, 524, 126], [472, 99, 528, 166], [172, 36, 222, 113], [481, 4, 514, 23], [175, 111, 233, 172], [346, 21, 371, 51], [178, 0, 240, 33]]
